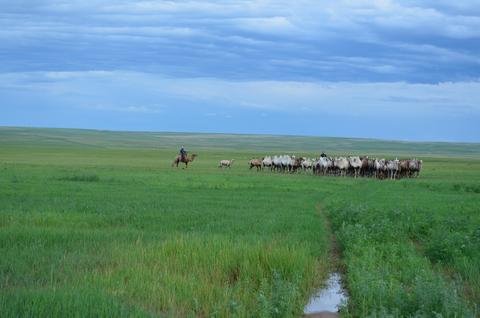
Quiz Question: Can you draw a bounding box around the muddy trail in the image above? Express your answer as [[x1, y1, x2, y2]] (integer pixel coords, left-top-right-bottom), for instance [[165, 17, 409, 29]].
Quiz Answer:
[[303, 206, 348, 317]]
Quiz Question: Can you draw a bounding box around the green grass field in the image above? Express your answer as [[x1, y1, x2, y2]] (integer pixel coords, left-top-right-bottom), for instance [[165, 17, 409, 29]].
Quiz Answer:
[[1, 127, 479, 317]]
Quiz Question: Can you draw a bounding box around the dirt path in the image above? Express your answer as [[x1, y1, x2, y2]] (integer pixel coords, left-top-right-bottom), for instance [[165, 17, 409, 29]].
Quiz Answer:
[[303, 205, 347, 318], [304, 312, 339, 318], [316, 204, 343, 272]]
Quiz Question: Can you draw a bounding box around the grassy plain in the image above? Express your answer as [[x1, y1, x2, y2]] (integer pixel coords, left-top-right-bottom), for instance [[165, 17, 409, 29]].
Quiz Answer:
[[1, 127, 479, 317]]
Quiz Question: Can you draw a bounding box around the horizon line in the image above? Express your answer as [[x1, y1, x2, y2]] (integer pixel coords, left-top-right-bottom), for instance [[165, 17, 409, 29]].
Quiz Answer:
[[2, 125, 480, 145]]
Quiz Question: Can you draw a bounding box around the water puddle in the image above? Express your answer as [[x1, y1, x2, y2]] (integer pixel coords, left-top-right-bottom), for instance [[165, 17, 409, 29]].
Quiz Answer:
[[304, 273, 347, 318]]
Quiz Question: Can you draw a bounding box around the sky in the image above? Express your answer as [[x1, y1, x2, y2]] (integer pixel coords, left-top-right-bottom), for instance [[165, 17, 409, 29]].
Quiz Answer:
[[1, 0, 480, 142]]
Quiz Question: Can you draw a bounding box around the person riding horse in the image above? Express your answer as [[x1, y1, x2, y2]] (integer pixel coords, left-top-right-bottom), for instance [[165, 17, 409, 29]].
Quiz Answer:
[[179, 146, 187, 161]]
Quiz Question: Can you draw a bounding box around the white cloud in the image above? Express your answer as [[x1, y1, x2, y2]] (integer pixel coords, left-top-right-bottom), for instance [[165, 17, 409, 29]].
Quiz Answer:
[[1, 1, 480, 83], [45, 71, 113, 79], [1, 71, 479, 118], [234, 16, 297, 34], [89, 104, 163, 113]]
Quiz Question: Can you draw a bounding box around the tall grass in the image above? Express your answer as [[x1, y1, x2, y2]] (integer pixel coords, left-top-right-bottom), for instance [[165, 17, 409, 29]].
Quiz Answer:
[[0, 149, 330, 317], [326, 169, 480, 316], [1, 129, 479, 316], [95, 236, 318, 317]]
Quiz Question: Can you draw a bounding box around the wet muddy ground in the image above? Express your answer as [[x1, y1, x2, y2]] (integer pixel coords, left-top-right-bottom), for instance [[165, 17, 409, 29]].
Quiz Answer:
[[304, 273, 347, 317]]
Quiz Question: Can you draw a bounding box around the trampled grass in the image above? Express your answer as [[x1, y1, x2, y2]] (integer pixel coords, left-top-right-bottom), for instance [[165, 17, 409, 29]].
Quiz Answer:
[[1, 127, 479, 317]]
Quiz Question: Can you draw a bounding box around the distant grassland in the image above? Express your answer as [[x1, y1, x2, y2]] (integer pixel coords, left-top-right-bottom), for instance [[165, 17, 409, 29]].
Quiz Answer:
[[0, 127, 479, 317], [2, 126, 480, 158]]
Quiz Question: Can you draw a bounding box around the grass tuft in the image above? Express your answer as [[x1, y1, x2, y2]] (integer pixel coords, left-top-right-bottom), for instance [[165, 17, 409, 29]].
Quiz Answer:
[[59, 174, 100, 182]]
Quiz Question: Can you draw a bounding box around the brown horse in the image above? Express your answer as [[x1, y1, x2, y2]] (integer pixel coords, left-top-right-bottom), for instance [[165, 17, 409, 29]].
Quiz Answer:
[[172, 154, 197, 168]]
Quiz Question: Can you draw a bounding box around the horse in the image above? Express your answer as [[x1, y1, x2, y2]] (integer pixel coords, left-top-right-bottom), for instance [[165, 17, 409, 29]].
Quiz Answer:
[[172, 154, 197, 168]]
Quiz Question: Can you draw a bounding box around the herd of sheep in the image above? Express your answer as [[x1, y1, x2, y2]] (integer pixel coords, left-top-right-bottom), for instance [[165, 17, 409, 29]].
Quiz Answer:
[[241, 155, 422, 179]]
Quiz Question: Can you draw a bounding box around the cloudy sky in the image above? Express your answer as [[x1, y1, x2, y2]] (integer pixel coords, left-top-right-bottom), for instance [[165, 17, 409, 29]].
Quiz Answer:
[[1, 0, 480, 142]]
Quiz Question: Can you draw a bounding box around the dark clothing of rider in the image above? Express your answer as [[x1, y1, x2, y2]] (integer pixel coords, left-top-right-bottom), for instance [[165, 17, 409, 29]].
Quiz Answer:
[[180, 147, 187, 160]]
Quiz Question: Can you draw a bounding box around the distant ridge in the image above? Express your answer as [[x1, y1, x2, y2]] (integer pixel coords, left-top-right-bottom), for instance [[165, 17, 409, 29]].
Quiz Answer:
[[1, 126, 479, 158]]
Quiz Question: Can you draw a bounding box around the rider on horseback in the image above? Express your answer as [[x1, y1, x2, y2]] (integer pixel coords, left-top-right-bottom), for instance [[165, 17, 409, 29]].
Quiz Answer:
[[179, 146, 187, 161]]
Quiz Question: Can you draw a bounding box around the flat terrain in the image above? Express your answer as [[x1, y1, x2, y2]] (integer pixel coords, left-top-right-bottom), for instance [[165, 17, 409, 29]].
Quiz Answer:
[[1, 127, 479, 317]]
